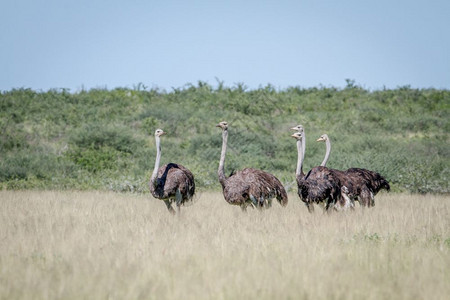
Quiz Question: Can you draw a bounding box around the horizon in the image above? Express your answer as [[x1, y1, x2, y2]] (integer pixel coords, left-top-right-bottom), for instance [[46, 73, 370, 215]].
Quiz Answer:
[[2, 79, 447, 94]]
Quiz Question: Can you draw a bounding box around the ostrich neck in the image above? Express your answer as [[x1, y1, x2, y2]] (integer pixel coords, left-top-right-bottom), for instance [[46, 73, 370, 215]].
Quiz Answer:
[[320, 138, 331, 167], [218, 129, 228, 187], [296, 138, 305, 178], [151, 136, 161, 183], [301, 129, 306, 162]]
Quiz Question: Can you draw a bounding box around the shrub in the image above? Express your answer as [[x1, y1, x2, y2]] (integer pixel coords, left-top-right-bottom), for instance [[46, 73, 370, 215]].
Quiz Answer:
[[0, 85, 448, 193]]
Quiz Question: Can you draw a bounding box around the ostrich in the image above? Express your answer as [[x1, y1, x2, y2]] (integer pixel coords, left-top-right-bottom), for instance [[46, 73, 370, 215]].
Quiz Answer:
[[316, 133, 390, 207], [216, 121, 288, 211], [315, 133, 362, 208], [149, 129, 195, 214], [345, 167, 390, 206], [290, 131, 343, 212]]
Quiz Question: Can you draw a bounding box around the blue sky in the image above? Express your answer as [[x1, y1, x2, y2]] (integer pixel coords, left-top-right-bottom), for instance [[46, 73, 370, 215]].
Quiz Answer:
[[1, 0, 449, 91]]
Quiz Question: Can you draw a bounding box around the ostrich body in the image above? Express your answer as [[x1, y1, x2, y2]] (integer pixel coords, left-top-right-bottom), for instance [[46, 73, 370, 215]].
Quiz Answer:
[[216, 121, 288, 211], [291, 131, 342, 212], [344, 167, 390, 206], [149, 129, 195, 214], [317, 134, 390, 207]]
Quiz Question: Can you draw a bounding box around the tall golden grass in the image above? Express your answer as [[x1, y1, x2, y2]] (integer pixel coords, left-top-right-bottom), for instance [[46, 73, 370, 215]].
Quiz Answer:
[[1, 191, 449, 299]]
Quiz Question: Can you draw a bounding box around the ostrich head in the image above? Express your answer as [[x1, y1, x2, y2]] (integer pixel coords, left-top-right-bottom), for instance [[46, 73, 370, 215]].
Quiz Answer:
[[155, 129, 165, 137], [216, 121, 228, 130], [291, 131, 302, 140], [290, 124, 304, 133], [316, 134, 329, 142]]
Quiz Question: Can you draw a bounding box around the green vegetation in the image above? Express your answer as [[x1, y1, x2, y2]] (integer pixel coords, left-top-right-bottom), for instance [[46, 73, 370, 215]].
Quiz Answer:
[[1, 82, 449, 193]]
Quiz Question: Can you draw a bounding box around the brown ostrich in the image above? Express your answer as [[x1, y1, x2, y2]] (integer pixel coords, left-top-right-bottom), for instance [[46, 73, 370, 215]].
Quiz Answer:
[[345, 167, 390, 206], [290, 131, 343, 212], [316, 133, 390, 207], [149, 129, 195, 214], [216, 121, 288, 211]]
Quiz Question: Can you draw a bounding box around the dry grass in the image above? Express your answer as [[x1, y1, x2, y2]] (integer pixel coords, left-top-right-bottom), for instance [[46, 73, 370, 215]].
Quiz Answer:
[[0, 191, 449, 300]]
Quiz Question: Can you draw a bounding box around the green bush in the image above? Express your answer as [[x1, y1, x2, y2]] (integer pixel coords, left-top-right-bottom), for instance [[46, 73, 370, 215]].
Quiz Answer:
[[0, 85, 448, 193]]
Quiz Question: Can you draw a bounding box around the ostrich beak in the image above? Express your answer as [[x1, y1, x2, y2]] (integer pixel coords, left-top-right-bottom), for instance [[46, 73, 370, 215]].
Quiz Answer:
[[291, 133, 300, 139], [316, 137, 324, 142]]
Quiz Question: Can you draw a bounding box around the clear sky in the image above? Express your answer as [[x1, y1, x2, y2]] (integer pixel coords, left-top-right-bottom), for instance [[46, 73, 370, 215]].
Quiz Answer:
[[1, 0, 449, 91]]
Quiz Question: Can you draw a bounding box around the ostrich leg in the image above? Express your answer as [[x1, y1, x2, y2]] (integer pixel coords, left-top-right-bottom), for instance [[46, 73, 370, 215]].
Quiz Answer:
[[164, 199, 176, 215], [359, 187, 371, 207], [175, 189, 182, 214]]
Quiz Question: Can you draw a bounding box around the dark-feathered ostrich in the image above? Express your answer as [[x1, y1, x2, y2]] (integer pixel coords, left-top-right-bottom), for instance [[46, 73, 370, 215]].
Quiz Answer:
[[216, 121, 288, 211], [290, 130, 343, 212], [316, 133, 390, 207], [149, 129, 195, 214], [345, 167, 390, 206]]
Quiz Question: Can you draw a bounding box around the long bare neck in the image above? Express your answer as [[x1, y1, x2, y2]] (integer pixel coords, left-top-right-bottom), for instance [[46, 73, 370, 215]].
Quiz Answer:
[[301, 129, 306, 162], [151, 136, 161, 183], [218, 129, 228, 187], [296, 138, 305, 178], [320, 138, 331, 167]]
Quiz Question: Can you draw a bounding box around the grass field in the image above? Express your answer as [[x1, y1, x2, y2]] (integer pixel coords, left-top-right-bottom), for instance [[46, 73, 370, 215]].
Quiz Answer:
[[1, 191, 449, 299]]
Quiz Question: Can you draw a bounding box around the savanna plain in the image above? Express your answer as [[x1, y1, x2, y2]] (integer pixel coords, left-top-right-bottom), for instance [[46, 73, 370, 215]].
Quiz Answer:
[[1, 191, 449, 300]]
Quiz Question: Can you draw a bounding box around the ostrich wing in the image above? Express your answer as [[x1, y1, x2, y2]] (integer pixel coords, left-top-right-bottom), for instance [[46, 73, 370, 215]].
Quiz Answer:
[[151, 163, 195, 199]]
